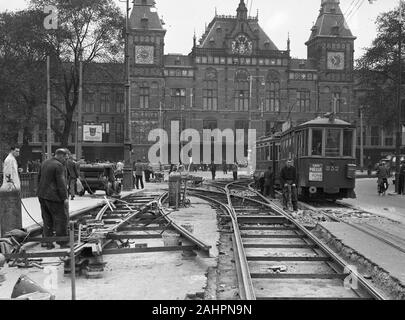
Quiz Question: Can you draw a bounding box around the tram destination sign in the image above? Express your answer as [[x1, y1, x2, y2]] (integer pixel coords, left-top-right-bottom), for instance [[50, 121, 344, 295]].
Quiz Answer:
[[309, 163, 323, 182]]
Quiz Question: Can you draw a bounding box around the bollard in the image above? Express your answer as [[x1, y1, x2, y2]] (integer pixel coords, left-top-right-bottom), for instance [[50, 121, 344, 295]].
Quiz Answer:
[[0, 190, 22, 237]]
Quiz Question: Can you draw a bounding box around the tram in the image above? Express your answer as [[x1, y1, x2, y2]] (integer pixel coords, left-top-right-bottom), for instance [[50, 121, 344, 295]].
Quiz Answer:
[[255, 114, 357, 200]]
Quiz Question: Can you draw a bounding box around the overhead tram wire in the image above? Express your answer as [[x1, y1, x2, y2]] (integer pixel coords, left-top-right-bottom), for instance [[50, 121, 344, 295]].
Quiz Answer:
[[332, 0, 366, 35]]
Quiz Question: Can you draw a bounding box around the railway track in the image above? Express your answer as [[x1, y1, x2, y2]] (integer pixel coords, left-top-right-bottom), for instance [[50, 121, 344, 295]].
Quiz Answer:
[[6, 191, 211, 277], [192, 180, 386, 300]]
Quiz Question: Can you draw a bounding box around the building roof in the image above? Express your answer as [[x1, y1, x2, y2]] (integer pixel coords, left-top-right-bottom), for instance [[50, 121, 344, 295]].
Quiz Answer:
[[130, 0, 165, 31], [307, 0, 355, 44], [198, 0, 278, 51]]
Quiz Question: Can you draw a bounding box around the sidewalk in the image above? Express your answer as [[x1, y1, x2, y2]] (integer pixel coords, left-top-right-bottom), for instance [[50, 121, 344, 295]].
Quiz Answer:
[[21, 190, 139, 232], [341, 178, 405, 224]]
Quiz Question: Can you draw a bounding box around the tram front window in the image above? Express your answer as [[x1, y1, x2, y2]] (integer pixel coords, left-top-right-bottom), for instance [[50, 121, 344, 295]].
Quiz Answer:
[[343, 129, 354, 157], [325, 129, 341, 157], [312, 129, 323, 156]]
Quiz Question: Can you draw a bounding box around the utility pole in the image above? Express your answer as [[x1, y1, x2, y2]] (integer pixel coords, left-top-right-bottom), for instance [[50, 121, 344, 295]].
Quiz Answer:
[[248, 75, 265, 175], [46, 56, 52, 160], [395, 0, 403, 193], [75, 53, 83, 160], [360, 106, 364, 171], [122, 0, 132, 191]]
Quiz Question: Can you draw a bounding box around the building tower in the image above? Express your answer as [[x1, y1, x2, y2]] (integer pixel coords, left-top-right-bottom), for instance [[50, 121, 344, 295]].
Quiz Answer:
[[129, 0, 166, 159], [306, 0, 356, 116]]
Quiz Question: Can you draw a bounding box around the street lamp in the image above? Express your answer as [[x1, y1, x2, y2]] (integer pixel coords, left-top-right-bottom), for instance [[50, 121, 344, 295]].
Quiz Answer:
[[119, 0, 132, 191], [395, 0, 403, 193], [359, 105, 365, 171], [248, 75, 266, 175]]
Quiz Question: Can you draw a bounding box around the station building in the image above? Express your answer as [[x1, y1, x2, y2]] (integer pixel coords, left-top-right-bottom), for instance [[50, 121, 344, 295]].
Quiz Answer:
[[17, 0, 402, 165]]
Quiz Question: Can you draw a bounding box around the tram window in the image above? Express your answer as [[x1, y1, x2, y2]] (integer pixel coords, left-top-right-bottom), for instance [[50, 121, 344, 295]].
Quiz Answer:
[[343, 129, 353, 157], [303, 130, 308, 156], [325, 129, 341, 157], [265, 145, 270, 160], [312, 129, 323, 156]]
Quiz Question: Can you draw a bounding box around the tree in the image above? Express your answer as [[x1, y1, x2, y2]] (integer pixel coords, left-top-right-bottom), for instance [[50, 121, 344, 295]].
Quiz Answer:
[[29, 0, 125, 147], [0, 10, 50, 164], [355, 2, 404, 130]]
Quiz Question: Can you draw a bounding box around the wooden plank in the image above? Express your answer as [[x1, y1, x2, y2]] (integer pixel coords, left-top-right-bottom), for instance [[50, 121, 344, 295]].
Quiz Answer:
[[236, 216, 288, 224], [102, 245, 197, 255], [239, 227, 296, 231], [5, 250, 70, 259], [244, 243, 317, 249], [107, 233, 162, 240], [247, 256, 331, 262], [241, 234, 304, 239], [250, 273, 348, 279]]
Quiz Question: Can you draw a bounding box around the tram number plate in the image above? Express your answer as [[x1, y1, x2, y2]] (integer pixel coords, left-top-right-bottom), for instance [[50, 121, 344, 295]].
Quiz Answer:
[[309, 164, 323, 182]]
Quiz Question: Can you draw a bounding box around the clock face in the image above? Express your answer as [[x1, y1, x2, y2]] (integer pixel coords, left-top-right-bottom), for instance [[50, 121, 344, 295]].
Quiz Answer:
[[135, 45, 154, 64], [232, 34, 253, 56], [327, 52, 345, 70]]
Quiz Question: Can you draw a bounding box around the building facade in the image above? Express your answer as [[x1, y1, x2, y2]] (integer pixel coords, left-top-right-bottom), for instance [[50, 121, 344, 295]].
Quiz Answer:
[[129, 0, 358, 163]]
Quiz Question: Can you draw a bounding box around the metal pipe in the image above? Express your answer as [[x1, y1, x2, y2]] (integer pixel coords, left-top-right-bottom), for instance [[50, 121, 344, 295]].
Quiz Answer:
[[69, 222, 76, 300]]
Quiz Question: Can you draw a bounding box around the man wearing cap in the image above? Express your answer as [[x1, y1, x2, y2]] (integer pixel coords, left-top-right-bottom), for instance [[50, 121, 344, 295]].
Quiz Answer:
[[280, 159, 298, 211], [37, 149, 69, 249]]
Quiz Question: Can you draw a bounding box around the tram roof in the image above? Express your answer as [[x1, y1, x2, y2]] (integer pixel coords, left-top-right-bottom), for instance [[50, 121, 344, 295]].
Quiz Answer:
[[299, 117, 352, 127]]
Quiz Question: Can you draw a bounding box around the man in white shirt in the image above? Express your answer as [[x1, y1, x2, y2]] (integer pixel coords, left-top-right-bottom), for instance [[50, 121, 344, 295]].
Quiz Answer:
[[1, 147, 21, 191]]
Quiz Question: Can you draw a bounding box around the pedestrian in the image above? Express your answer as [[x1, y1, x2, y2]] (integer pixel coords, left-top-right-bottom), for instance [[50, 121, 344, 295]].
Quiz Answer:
[[398, 161, 405, 195], [232, 162, 238, 181], [222, 161, 228, 175], [376, 161, 389, 196], [37, 149, 69, 249], [280, 159, 298, 211], [367, 157, 373, 177], [66, 153, 79, 200], [134, 159, 144, 189], [27, 160, 33, 173], [210, 161, 216, 180], [263, 166, 274, 198], [0, 147, 21, 191], [144, 162, 152, 182]]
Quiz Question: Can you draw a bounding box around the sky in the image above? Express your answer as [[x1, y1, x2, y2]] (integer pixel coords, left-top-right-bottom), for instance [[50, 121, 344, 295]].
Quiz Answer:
[[0, 0, 400, 59]]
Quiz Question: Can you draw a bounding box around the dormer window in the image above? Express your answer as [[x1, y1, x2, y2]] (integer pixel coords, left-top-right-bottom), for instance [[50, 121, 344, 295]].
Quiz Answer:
[[331, 24, 339, 35], [330, 7, 336, 13]]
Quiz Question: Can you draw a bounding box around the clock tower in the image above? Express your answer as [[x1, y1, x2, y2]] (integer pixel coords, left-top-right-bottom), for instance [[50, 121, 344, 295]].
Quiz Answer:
[[306, 0, 356, 82], [129, 0, 166, 160], [306, 0, 356, 116], [129, 0, 166, 76]]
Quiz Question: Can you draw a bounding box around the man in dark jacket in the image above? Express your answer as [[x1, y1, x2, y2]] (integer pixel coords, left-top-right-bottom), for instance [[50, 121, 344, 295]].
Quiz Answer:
[[210, 162, 216, 180], [37, 149, 69, 249], [280, 159, 298, 211], [66, 153, 79, 200], [263, 166, 274, 198]]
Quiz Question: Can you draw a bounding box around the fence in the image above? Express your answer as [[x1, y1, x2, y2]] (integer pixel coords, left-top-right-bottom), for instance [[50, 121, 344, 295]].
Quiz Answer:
[[0, 170, 39, 198]]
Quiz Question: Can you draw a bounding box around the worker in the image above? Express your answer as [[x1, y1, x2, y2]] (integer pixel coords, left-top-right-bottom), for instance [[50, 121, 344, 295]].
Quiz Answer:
[[37, 149, 70, 249], [280, 159, 298, 211], [133, 159, 144, 189], [0, 146, 21, 191], [232, 162, 238, 181], [263, 166, 274, 198]]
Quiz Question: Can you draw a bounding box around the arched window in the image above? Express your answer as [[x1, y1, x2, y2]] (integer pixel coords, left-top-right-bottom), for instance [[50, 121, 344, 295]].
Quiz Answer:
[[234, 69, 249, 111], [203, 68, 218, 111], [265, 71, 280, 112]]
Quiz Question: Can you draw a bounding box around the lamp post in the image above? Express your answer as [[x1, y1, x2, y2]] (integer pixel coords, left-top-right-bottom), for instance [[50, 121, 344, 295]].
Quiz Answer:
[[395, 0, 403, 193], [248, 75, 266, 175], [359, 106, 365, 171], [120, 0, 132, 191]]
